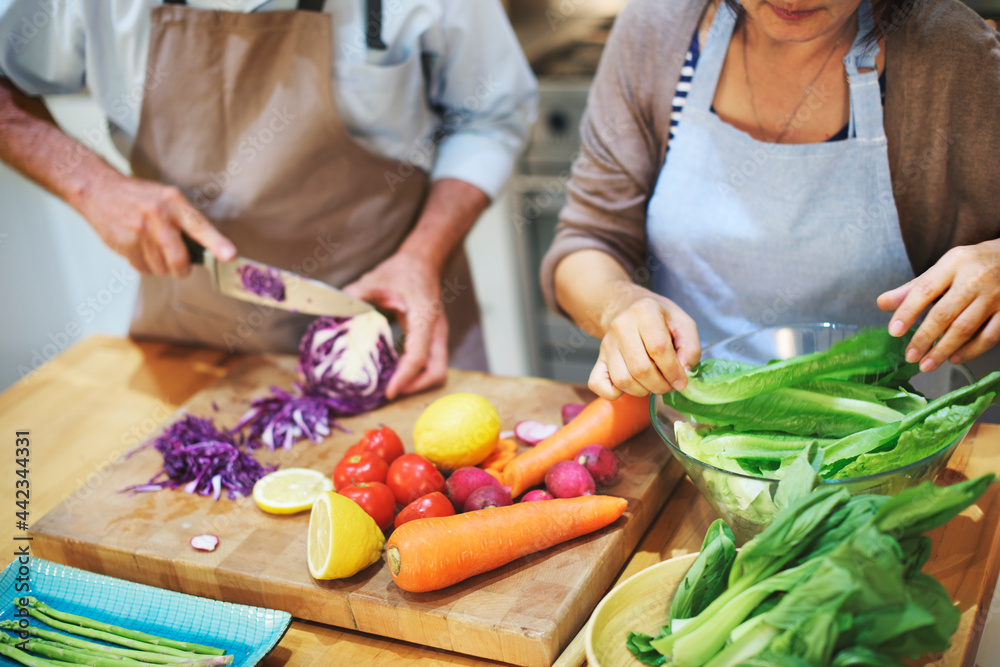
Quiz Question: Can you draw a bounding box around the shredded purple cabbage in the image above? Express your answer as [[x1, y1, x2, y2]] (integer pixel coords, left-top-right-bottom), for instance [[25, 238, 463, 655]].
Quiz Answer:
[[231, 383, 349, 451], [237, 264, 286, 301], [126, 315, 397, 498], [298, 315, 398, 416], [123, 415, 276, 500]]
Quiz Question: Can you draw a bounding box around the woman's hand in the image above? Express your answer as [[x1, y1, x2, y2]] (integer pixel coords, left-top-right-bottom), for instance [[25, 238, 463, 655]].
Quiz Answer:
[[553, 250, 701, 400], [878, 239, 1000, 372], [76, 173, 236, 277], [343, 252, 448, 400], [589, 283, 701, 400]]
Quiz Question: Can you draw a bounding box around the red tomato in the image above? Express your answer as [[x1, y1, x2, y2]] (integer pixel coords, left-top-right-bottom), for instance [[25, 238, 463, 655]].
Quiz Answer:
[[339, 482, 397, 532], [344, 426, 406, 465], [386, 453, 445, 506], [394, 491, 455, 529], [333, 452, 388, 491]]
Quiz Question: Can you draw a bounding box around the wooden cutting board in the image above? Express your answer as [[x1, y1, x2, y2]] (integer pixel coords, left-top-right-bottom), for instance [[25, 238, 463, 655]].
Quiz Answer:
[[29, 354, 683, 667]]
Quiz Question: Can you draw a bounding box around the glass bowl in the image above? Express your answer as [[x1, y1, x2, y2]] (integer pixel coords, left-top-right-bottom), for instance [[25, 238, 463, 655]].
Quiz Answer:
[[650, 323, 974, 544]]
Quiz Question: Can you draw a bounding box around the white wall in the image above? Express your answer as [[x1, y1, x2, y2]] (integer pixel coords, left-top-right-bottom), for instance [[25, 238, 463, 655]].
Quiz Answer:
[[0, 94, 138, 392], [0, 92, 530, 392]]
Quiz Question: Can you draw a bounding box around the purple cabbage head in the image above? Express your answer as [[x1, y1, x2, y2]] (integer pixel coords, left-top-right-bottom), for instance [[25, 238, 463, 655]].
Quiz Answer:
[[298, 313, 398, 415], [237, 264, 286, 301]]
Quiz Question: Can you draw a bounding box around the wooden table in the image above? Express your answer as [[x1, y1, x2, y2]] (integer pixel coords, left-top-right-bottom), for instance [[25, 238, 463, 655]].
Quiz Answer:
[[2, 336, 998, 667]]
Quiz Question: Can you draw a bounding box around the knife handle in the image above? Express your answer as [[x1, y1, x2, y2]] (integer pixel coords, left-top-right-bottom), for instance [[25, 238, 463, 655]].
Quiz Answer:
[[182, 234, 206, 265]]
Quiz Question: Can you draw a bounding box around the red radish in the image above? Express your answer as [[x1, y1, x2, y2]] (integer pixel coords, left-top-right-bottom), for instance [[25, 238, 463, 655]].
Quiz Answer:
[[521, 489, 555, 502], [576, 444, 619, 486], [514, 420, 559, 445], [445, 466, 504, 510], [545, 460, 596, 498], [463, 485, 513, 512], [561, 403, 586, 424], [504, 394, 649, 498], [190, 534, 219, 552]]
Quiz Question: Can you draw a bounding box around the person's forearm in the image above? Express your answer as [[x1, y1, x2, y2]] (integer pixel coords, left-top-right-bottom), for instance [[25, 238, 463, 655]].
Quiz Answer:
[[395, 178, 490, 275], [0, 79, 123, 214], [554, 249, 645, 338]]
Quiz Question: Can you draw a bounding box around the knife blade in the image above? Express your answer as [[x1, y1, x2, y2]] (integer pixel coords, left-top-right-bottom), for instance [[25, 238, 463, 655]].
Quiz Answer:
[[184, 236, 374, 317]]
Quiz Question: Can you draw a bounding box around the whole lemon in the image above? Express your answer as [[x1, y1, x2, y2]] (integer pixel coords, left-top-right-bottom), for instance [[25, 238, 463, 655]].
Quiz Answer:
[[413, 393, 501, 471]]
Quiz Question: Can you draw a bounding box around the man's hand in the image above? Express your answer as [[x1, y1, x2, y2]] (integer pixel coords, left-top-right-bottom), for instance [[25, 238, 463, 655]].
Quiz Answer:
[[343, 252, 449, 400], [0, 78, 235, 275], [879, 239, 1000, 372], [76, 174, 236, 277], [343, 178, 489, 400]]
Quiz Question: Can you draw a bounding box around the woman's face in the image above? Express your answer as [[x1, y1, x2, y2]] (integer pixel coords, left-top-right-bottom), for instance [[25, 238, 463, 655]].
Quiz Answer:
[[741, 0, 864, 43]]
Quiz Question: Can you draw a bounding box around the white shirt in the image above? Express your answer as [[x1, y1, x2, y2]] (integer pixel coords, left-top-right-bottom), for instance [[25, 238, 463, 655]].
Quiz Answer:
[[0, 0, 538, 199]]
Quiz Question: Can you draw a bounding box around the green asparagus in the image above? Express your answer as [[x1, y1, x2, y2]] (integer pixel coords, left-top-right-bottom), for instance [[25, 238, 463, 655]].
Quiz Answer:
[[0, 624, 231, 666], [0, 641, 63, 667], [18, 599, 225, 656]]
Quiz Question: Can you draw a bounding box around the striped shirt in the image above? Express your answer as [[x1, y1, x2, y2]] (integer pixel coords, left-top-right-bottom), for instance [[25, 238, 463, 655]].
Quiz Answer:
[[668, 32, 701, 144]]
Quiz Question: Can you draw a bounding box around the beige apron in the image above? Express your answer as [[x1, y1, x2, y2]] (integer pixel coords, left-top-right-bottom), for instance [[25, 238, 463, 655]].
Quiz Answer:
[[128, 0, 487, 371]]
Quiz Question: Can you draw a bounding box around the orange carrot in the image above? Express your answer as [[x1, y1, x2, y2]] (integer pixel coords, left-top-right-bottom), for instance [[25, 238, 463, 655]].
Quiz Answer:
[[479, 437, 518, 472], [385, 495, 628, 592], [503, 394, 650, 497]]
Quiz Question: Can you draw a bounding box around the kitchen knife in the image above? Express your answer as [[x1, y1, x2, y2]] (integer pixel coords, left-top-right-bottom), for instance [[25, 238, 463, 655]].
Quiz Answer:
[[184, 236, 374, 317]]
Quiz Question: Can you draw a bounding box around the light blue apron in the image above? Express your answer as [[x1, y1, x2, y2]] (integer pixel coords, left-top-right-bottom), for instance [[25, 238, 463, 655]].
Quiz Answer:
[[646, 0, 915, 351]]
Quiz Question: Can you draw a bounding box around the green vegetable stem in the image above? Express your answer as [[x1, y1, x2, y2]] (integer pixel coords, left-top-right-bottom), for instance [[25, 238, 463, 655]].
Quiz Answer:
[[625, 463, 997, 666], [0, 633, 228, 667], [2, 599, 233, 667], [0, 623, 229, 665], [670, 520, 737, 625], [679, 328, 911, 406], [665, 383, 907, 439], [668, 325, 999, 484], [0, 641, 63, 667], [2, 634, 150, 666], [15, 598, 225, 658], [823, 371, 1000, 477]]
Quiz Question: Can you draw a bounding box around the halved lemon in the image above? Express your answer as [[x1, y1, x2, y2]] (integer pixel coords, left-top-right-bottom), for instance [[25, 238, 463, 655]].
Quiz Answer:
[[307, 491, 385, 580], [252, 468, 333, 514]]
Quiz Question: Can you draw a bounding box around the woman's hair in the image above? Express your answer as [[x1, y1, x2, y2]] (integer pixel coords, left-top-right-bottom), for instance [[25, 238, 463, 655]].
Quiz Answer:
[[724, 0, 922, 43]]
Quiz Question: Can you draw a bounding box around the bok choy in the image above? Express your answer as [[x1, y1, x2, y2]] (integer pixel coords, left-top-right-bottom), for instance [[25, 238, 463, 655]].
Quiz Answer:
[[626, 455, 995, 666]]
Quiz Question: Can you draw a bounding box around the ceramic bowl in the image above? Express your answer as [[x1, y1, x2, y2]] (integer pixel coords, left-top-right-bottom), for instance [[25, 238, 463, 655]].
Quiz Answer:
[[585, 553, 698, 667]]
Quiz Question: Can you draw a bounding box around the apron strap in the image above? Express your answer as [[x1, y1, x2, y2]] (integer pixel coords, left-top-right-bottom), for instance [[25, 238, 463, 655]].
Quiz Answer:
[[685, 2, 737, 112], [366, 0, 387, 50], [843, 0, 884, 141]]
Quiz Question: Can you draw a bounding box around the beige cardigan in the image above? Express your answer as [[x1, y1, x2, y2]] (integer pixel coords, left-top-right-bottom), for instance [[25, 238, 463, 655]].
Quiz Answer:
[[540, 0, 1000, 315]]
